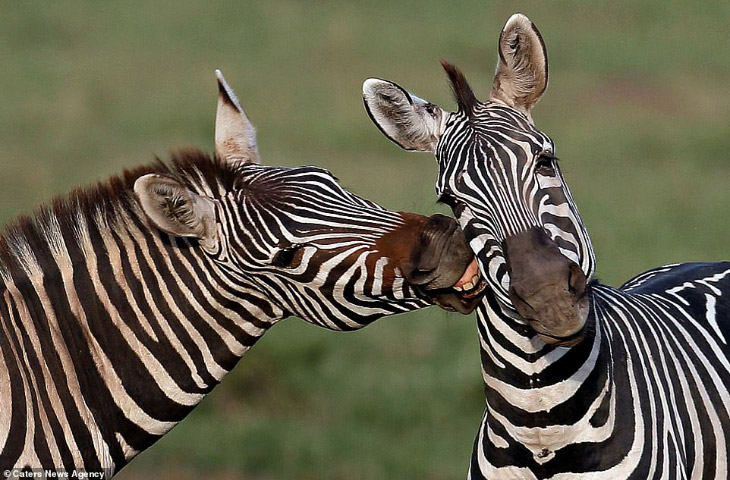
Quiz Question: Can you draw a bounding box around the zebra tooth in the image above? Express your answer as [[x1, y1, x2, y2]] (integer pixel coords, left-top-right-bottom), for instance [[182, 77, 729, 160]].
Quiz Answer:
[[462, 281, 474, 291], [463, 280, 486, 298], [453, 285, 463, 292]]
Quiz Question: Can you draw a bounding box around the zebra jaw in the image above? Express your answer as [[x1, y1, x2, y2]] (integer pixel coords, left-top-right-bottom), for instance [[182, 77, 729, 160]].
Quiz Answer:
[[426, 259, 488, 314]]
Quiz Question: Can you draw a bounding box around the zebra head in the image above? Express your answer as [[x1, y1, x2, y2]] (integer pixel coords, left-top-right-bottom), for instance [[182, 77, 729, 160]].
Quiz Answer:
[[362, 14, 595, 345], [133, 71, 484, 332]]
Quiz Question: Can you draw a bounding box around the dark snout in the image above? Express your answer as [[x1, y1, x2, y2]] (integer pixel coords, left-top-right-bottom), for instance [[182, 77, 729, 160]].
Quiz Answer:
[[504, 227, 589, 345], [404, 214, 486, 314]]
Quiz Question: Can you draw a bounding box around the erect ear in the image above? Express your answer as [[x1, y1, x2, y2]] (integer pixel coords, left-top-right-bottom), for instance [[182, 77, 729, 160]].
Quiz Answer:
[[490, 14, 548, 120], [215, 69, 260, 164], [362, 78, 445, 153], [134, 174, 218, 248]]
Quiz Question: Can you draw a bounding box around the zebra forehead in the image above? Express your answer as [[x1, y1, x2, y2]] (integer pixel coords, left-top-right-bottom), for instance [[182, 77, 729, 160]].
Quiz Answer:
[[445, 109, 553, 157]]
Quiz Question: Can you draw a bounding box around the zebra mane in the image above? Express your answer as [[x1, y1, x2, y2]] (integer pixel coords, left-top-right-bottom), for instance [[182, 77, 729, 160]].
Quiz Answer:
[[441, 60, 479, 119], [0, 149, 241, 287]]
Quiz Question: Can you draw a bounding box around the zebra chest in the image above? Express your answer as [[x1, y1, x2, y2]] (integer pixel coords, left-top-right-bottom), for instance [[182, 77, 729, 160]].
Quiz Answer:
[[486, 387, 598, 466], [508, 424, 568, 465]]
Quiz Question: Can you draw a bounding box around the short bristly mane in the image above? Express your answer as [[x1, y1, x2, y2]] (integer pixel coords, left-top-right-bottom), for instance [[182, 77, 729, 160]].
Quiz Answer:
[[0, 149, 240, 288], [441, 60, 479, 119]]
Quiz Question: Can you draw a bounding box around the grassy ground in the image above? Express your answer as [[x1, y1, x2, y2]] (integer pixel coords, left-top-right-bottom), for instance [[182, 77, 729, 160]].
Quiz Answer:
[[1, 1, 729, 478]]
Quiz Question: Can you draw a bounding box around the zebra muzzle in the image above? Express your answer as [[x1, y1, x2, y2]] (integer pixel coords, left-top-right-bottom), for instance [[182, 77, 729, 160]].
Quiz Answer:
[[505, 227, 590, 345], [404, 214, 487, 314]]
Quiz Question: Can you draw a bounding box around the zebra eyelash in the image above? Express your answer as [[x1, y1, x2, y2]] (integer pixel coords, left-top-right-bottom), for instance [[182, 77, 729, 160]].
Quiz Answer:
[[534, 151, 558, 173]]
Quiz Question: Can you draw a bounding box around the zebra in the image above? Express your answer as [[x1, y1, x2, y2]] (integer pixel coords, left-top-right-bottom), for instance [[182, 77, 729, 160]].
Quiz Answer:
[[362, 13, 730, 479], [0, 70, 487, 477]]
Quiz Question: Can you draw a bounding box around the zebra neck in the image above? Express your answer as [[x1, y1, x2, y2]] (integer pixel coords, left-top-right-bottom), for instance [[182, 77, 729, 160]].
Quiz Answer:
[[0, 207, 284, 472], [472, 288, 620, 467], [475, 289, 612, 452]]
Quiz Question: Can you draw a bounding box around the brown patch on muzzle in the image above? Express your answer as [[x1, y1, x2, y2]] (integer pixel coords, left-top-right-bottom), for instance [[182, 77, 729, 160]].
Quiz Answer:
[[504, 227, 589, 346], [379, 213, 486, 314]]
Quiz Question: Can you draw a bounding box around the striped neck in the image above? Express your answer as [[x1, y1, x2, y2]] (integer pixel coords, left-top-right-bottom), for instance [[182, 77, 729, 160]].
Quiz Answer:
[[474, 287, 612, 463], [477, 286, 601, 385], [0, 198, 283, 474]]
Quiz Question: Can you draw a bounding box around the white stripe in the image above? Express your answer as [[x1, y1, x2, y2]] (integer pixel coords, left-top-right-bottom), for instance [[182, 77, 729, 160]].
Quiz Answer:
[[482, 318, 601, 413], [705, 293, 726, 345]]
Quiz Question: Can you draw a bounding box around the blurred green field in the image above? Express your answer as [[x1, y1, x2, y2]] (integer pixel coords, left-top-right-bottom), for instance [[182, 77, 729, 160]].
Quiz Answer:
[[1, 1, 729, 479]]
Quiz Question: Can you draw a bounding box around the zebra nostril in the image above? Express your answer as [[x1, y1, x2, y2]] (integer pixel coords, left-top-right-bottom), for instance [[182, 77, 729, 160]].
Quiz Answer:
[[568, 263, 586, 297], [406, 266, 437, 286]]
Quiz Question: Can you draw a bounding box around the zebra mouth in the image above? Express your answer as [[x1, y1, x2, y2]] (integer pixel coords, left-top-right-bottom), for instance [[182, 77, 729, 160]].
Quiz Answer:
[[451, 259, 487, 298], [534, 325, 587, 347], [427, 259, 487, 313], [403, 214, 485, 313], [504, 227, 590, 346]]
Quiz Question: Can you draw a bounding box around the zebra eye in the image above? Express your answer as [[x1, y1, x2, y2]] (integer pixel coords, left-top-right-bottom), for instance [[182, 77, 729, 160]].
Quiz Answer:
[[438, 192, 457, 208], [438, 192, 466, 217], [535, 152, 556, 174], [272, 244, 305, 268]]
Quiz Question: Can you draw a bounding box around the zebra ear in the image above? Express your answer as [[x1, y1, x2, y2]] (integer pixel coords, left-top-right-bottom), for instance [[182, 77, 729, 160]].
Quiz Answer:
[[215, 69, 260, 164], [490, 14, 548, 120], [362, 78, 445, 153], [134, 174, 218, 248]]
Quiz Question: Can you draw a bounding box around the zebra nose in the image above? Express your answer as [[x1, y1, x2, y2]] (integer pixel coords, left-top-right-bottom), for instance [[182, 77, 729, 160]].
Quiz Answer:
[[405, 214, 473, 289], [504, 227, 589, 345]]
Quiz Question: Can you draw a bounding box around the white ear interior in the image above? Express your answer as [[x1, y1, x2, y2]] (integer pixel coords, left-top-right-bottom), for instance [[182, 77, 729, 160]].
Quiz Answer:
[[134, 174, 217, 247], [362, 78, 444, 153]]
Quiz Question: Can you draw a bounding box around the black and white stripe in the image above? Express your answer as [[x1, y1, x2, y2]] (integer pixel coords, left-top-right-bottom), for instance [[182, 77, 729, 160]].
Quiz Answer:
[[363, 13, 729, 479], [0, 70, 479, 476], [0, 152, 436, 475], [467, 265, 730, 478]]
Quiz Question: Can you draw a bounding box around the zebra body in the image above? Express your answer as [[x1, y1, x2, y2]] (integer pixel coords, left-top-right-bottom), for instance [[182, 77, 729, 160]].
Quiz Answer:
[[363, 14, 729, 479], [0, 71, 480, 476], [473, 263, 730, 478]]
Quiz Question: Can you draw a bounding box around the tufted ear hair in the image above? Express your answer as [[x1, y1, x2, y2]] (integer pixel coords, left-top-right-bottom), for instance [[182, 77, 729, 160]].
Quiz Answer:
[[490, 14, 548, 121], [215, 69, 260, 164], [362, 78, 445, 153], [134, 174, 218, 249]]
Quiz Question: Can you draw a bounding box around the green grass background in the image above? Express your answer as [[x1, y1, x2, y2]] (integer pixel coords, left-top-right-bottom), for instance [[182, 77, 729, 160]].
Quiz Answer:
[[1, 1, 728, 479]]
